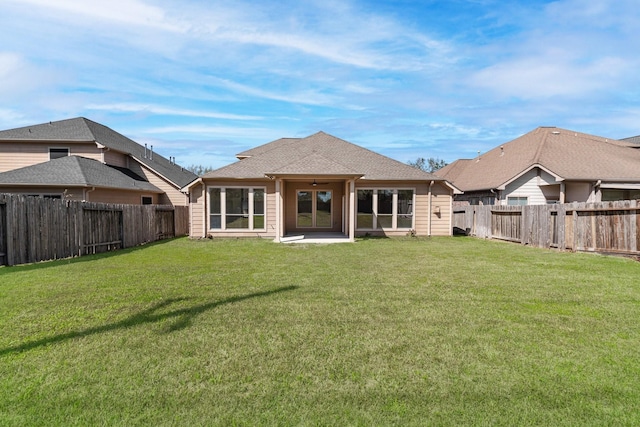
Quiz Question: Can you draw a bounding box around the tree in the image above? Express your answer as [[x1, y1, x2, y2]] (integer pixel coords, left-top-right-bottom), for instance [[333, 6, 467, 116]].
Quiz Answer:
[[185, 164, 215, 175], [407, 157, 447, 173]]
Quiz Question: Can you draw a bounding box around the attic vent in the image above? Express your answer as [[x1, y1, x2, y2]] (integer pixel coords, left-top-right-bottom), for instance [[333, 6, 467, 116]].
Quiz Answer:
[[552, 131, 560, 135]]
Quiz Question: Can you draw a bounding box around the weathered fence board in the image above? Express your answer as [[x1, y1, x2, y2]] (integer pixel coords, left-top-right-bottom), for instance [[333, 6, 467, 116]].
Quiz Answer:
[[0, 194, 189, 266], [454, 200, 640, 256]]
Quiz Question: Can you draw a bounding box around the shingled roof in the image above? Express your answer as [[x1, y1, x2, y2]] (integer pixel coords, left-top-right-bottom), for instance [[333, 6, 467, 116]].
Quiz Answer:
[[203, 131, 446, 182], [0, 155, 162, 192], [0, 117, 197, 188], [437, 127, 640, 192]]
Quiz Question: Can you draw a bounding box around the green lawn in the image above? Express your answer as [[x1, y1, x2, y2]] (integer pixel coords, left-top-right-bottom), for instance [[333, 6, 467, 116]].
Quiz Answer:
[[1, 237, 639, 426]]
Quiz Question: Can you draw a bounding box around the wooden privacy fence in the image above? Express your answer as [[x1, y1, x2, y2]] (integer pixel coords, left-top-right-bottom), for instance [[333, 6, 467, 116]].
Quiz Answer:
[[453, 200, 640, 256], [0, 194, 189, 266]]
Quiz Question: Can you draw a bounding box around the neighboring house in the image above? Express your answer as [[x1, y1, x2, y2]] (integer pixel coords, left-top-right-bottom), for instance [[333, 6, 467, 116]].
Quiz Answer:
[[0, 118, 197, 205], [437, 126, 640, 206], [184, 131, 461, 242]]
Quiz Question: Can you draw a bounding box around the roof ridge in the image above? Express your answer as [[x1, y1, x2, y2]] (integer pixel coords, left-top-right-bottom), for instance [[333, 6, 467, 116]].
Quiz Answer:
[[532, 127, 550, 164]]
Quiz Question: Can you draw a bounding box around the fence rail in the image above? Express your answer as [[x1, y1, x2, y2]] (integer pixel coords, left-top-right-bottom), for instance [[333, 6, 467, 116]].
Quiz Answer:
[[0, 194, 189, 266], [453, 200, 640, 256]]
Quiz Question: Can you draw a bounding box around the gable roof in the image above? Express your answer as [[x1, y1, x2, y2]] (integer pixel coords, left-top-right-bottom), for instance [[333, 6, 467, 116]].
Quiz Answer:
[[438, 127, 640, 192], [203, 131, 446, 182], [0, 118, 197, 188], [0, 155, 162, 192]]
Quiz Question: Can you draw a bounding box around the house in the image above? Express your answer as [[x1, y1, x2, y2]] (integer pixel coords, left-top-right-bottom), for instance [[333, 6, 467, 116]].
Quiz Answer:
[[0, 118, 197, 205], [437, 126, 640, 206], [184, 131, 460, 242]]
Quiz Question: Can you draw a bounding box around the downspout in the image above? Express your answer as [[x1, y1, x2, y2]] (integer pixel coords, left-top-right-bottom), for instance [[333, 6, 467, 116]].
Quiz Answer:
[[84, 186, 96, 202], [428, 180, 433, 237], [202, 181, 207, 238]]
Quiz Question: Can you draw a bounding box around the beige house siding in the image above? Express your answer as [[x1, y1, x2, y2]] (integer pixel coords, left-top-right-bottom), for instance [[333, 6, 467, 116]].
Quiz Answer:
[[0, 143, 50, 172], [135, 165, 188, 206], [0, 142, 106, 172], [189, 183, 205, 238], [86, 188, 158, 204], [566, 182, 593, 203], [0, 186, 156, 204], [104, 149, 128, 167], [430, 183, 453, 236]]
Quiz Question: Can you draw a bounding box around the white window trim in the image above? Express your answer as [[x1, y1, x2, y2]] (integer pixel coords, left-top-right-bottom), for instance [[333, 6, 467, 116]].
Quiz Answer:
[[356, 188, 415, 230], [207, 186, 266, 231]]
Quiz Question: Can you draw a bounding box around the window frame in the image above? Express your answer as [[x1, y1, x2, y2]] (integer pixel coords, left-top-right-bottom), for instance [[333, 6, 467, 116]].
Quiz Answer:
[[207, 186, 267, 231], [141, 196, 153, 205], [356, 188, 415, 231]]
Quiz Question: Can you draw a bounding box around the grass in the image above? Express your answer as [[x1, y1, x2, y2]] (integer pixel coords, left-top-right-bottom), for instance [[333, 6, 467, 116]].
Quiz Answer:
[[0, 236, 639, 426]]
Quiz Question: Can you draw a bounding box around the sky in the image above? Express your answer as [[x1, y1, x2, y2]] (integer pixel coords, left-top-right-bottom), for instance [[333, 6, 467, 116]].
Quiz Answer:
[[1, 0, 639, 170]]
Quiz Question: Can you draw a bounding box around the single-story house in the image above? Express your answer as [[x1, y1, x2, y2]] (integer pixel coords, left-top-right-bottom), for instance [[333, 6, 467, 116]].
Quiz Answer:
[[184, 131, 461, 242], [0, 118, 197, 205], [437, 126, 640, 206]]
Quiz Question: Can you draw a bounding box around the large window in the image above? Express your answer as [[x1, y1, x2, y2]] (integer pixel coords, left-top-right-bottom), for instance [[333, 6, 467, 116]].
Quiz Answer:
[[209, 187, 266, 230], [356, 189, 414, 230]]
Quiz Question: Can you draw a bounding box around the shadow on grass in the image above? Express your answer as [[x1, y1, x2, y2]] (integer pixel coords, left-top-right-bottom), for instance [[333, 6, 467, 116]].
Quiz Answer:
[[0, 237, 184, 274], [0, 285, 298, 356]]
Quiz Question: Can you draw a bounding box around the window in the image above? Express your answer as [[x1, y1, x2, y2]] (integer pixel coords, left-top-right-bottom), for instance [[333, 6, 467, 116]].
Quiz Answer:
[[357, 190, 373, 229], [507, 196, 528, 206], [49, 148, 69, 160], [208, 187, 266, 230], [141, 196, 153, 205], [356, 189, 414, 230]]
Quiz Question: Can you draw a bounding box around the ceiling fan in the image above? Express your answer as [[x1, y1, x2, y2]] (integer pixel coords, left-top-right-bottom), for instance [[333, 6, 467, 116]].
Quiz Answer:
[[310, 179, 330, 187]]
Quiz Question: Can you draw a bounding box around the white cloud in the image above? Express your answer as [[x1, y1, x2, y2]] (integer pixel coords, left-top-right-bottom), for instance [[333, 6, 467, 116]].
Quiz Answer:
[[7, 0, 186, 32], [85, 103, 262, 121]]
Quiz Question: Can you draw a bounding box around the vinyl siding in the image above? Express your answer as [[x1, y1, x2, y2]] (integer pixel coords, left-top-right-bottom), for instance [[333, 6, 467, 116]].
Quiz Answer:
[[136, 164, 188, 206], [189, 184, 205, 238], [0, 142, 104, 172], [503, 168, 557, 205]]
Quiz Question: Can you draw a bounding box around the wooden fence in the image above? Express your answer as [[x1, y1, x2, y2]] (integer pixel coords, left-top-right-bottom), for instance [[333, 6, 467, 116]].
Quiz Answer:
[[0, 194, 189, 266], [453, 200, 640, 255]]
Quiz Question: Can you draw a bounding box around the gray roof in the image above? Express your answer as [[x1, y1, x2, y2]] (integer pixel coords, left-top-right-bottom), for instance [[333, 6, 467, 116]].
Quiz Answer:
[[621, 135, 640, 146], [0, 117, 197, 188], [437, 127, 640, 192], [0, 155, 162, 192], [204, 131, 445, 181]]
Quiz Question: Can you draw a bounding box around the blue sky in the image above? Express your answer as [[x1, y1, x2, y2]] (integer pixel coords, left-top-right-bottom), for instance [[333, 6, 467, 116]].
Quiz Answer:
[[1, 0, 639, 169]]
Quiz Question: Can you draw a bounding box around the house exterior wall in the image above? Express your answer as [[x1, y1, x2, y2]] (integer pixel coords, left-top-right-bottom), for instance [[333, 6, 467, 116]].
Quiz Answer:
[[501, 168, 557, 205], [197, 179, 276, 239], [85, 188, 158, 204], [0, 186, 157, 204], [354, 180, 452, 237], [190, 178, 454, 239], [189, 183, 205, 238], [565, 182, 593, 203], [104, 149, 128, 167], [130, 162, 189, 206], [284, 181, 344, 234]]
